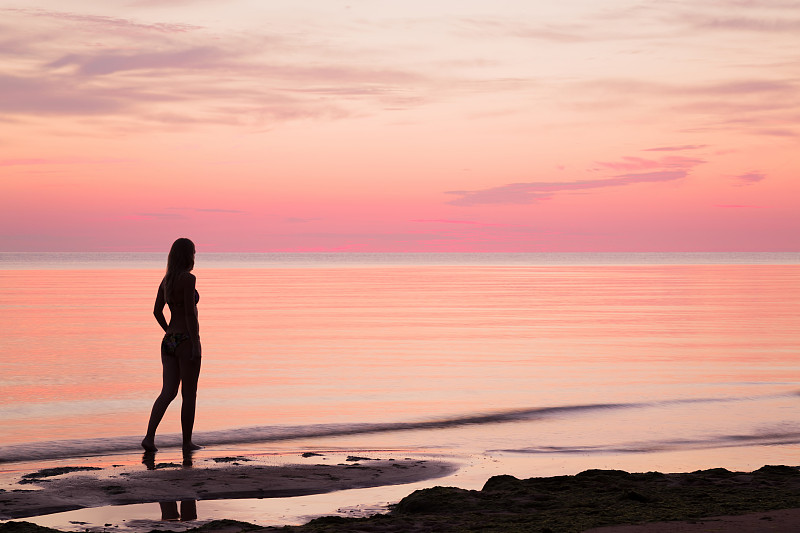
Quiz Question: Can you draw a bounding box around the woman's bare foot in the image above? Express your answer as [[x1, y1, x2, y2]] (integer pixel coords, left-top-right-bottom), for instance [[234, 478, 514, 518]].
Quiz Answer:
[[141, 438, 158, 452], [183, 442, 203, 451]]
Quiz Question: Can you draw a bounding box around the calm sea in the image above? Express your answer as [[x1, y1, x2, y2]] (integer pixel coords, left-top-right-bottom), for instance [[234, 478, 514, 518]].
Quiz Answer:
[[2, 252, 800, 479]]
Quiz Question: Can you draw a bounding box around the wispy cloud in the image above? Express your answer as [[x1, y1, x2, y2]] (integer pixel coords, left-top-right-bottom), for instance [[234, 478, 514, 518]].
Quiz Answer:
[[285, 217, 323, 223], [126, 0, 213, 6], [644, 145, 707, 152], [163, 207, 245, 214], [674, 12, 800, 33], [4, 7, 202, 34], [0, 8, 433, 126], [735, 172, 767, 184], [456, 18, 595, 43], [579, 78, 797, 98], [446, 170, 688, 206], [412, 219, 522, 227], [134, 212, 186, 219], [48, 47, 228, 76], [0, 156, 128, 166], [0, 73, 127, 115], [571, 77, 800, 136], [753, 128, 797, 137], [596, 155, 705, 171], [445, 153, 705, 206], [413, 219, 485, 225], [195, 208, 245, 214]]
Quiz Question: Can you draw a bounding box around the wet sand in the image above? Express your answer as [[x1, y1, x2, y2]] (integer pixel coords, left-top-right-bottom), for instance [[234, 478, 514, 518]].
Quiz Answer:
[[0, 453, 455, 521], [4, 460, 800, 532]]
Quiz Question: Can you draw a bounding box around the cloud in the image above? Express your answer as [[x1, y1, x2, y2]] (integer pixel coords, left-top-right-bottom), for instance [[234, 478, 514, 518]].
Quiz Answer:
[[596, 155, 705, 172], [699, 79, 797, 96], [4, 8, 202, 35], [160, 207, 245, 214], [735, 172, 766, 184], [644, 145, 708, 152], [0, 156, 128, 166], [456, 18, 593, 43], [412, 219, 524, 228], [572, 77, 800, 136], [675, 12, 800, 33], [413, 219, 484, 225], [285, 217, 323, 223], [1, 50, 406, 124], [134, 212, 186, 219], [454, 8, 688, 44], [49, 47, 228, 76], [446, 170, 688, 206], [0, 8, 436, 127], [754, 128, 797, 137], [581, 78, 797, 98], [126, 0, 213, 6], [0, 28, 44, 57], [0, 74, 126, 115]]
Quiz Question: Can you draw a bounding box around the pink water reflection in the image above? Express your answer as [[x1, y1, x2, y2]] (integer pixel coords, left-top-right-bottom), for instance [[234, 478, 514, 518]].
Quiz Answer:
[[1, 264, 799, 475]]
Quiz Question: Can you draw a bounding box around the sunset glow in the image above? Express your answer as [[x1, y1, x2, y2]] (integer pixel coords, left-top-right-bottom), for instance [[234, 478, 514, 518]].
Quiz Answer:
[[1, 1, 798, 252]]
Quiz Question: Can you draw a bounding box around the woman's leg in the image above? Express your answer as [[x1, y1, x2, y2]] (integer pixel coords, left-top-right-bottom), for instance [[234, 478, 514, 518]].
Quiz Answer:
[[159, 502, 180, 521], [142, 354, 180, 451], [176, 341, 202, 449], [180, 500, 198, 521]]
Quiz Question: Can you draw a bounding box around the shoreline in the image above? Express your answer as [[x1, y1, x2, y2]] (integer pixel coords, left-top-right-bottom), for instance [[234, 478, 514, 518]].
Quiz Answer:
[[4, 456, 800, 532]]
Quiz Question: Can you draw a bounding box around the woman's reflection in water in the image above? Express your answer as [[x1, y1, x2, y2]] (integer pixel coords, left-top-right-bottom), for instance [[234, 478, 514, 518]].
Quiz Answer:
[[159, 500, 197, 521], [141, 449, 198, 521]]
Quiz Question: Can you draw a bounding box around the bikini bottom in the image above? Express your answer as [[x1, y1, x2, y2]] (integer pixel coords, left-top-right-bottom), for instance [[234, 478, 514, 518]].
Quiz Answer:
[[161, 333, 190, 357]]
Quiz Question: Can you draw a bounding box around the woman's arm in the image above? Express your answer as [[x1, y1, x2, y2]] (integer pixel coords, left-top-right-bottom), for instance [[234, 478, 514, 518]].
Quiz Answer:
[[153, 282, 169, 332], [181, 273, 202, 360]]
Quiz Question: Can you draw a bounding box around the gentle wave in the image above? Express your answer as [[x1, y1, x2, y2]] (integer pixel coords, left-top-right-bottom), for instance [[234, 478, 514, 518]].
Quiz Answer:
[[493, 430, 800, 455], [0, 396, 776, 463]]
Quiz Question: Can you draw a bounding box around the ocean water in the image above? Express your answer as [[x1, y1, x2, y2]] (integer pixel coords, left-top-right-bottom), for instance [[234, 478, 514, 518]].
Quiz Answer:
[[2, 252, 800, 481]]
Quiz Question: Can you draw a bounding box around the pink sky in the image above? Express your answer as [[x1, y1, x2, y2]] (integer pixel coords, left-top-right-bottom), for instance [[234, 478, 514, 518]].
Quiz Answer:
[[1, 1, 798, 252]]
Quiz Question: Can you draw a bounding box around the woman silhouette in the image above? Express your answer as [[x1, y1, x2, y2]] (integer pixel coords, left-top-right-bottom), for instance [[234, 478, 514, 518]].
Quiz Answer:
[[142, 238, 202, 452]]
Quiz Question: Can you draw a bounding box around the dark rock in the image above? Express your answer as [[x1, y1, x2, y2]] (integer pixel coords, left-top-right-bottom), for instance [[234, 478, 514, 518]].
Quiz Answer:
[[576, 469, 632, 480], [305, 516, 351, 525], [755, 465, 800, 476], [621, 490, 654, 503], [0, 522, 62, 533], [691, 467, 733, 477], [482, 474, 524, 492], [393, 486, 475, 514]]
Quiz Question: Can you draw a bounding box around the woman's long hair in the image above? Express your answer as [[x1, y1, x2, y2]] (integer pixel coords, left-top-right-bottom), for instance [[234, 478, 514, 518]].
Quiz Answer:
[[163, 238, 195, 304]]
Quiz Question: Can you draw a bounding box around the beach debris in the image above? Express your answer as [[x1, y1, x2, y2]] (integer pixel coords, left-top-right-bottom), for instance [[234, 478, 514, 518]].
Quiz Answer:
[[18, 467, 102, 484], [301, 452, 323, 458], [211, 456, 252, 464], [153, 462, 182, 469], [346, 456, 377, 462]]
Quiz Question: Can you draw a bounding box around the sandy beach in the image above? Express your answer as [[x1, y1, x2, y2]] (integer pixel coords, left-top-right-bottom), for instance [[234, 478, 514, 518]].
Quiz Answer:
[[4, 453, 800, 532]]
